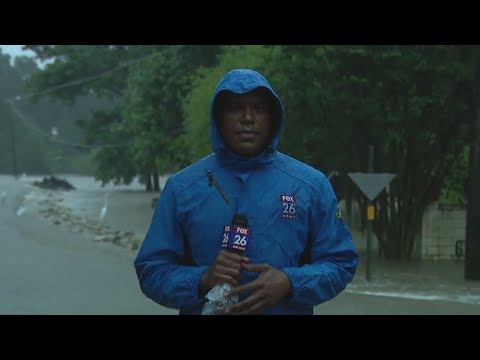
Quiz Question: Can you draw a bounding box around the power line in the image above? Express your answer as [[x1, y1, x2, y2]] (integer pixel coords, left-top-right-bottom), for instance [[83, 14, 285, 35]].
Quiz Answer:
[[5, 98, 130, 149], [7, 51, 160, 102], [3, 50, 162, 150]]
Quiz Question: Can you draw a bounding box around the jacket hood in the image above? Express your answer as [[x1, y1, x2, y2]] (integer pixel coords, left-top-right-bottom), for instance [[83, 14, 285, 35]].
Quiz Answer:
[[210, 69, 284, 162]]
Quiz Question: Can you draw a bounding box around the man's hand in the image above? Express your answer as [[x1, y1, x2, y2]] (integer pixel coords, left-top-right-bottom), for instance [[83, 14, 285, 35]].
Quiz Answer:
[[199, 250, 249, 296], [223, 263, 293, 315]]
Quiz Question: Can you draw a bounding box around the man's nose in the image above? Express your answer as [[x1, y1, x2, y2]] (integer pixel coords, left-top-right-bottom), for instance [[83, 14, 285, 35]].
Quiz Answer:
[[242, 105, 254, 122]]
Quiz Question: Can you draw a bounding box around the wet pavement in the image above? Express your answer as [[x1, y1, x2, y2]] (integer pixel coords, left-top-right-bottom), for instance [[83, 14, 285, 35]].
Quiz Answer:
[[316, 256, 480, 314], [0, 174, 176, 314], [2, 174, 480, 315]]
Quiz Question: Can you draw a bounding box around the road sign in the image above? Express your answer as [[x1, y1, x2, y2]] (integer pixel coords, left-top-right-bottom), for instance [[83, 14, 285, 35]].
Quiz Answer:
[[348, 167, 396, 282], [348, 173, 396, 201]]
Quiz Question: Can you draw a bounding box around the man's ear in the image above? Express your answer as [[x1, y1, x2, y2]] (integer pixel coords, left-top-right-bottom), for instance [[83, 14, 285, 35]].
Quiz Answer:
[[213, 91, 228, 128], [269, 97, 281, 140]]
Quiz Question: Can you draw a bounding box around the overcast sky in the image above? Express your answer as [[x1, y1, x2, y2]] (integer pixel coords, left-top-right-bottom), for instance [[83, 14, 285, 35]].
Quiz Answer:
[[0, 45, 37, 64]]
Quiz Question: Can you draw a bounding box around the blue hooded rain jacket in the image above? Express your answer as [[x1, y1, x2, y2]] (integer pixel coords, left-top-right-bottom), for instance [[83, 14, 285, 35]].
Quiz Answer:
[[134, 68, 359, 315]]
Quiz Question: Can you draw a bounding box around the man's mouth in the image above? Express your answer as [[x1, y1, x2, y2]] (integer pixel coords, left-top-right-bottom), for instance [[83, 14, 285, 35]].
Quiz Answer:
[[237, 131, 257, 140]]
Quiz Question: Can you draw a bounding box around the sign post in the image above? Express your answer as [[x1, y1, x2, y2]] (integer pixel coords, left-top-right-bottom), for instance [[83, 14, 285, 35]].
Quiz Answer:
[[348, 146, 396, 281]]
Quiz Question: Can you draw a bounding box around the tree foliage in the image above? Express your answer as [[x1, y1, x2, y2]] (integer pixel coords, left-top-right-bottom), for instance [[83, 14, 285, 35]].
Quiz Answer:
[[0, 49, 100, 175], [20, 45, 478, 259], [268, 45, 474, 259]]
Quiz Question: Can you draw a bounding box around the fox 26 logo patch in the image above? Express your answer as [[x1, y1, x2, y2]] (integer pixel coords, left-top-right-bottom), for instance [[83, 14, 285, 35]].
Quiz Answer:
[[281, 195, 296, 219], [221, 225, 251, 252]]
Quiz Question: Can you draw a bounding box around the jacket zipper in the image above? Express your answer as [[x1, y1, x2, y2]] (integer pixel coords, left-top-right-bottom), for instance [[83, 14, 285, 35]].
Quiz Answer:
[[207, 170, 231, 206]]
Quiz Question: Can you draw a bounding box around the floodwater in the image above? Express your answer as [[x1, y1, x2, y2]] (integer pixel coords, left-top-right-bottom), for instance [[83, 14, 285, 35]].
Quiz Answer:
[[0, 174, 176, 315], [2, 174, 479, 315], [317, 256, 480, 315]]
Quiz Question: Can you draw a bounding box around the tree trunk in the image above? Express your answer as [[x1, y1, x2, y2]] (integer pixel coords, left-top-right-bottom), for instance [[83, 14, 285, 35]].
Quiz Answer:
[[465, 102, 480, 279], [374, 191, 426, 260], [153, 169, 160, 192], [145, 172, 152, 192]]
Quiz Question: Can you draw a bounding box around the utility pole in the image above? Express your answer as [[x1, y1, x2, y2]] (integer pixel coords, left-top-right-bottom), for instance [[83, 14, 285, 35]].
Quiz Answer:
[[348, 148, 395, 281], [6, 100, 18, 178]]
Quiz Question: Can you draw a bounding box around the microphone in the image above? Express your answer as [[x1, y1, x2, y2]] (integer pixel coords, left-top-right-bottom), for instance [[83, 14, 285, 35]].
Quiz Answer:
[[221, 213, 250, 253], [202, 213, 251, 315]]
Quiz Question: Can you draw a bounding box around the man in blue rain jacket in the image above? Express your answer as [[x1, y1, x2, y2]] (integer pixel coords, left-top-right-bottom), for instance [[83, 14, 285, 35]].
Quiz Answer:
[[134, 68, 359, 315]]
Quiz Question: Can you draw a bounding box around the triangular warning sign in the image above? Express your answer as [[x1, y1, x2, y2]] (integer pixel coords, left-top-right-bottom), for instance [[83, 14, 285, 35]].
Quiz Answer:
[[348, 173, 396, 201]]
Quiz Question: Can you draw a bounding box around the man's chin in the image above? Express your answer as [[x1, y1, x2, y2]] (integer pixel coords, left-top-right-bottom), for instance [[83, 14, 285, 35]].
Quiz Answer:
[[236, 146, 264, 157]]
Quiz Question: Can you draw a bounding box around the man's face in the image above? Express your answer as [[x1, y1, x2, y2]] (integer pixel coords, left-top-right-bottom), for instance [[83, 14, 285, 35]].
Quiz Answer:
[[217, 88, 274, 157]]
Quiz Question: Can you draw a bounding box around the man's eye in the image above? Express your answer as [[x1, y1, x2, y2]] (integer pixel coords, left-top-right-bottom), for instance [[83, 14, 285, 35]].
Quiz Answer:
[[254, 104, 266, 112], [227, 103, 242, 111]]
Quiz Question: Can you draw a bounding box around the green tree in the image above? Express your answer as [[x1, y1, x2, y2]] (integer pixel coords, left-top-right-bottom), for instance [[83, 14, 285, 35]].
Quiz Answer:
[[25, 45, 224, 190], [24, 45, 162, 186], [269, 45, 473, 259], [123, 45, 225, 190]]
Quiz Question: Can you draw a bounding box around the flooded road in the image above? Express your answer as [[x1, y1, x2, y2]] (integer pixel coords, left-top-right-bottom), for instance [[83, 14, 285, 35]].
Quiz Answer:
[[0, 174, 176, 314], [2, 174, 480, 315], [316, 257, 480, 314]]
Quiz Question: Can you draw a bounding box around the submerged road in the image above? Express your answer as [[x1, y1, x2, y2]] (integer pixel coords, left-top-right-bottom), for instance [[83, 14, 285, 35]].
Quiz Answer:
[[0, 176, 176, 315]]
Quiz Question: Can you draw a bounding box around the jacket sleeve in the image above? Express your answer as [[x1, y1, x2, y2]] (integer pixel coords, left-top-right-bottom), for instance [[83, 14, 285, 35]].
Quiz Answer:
[[134, 178, 208, 309], [281, 177, 359, 307]]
